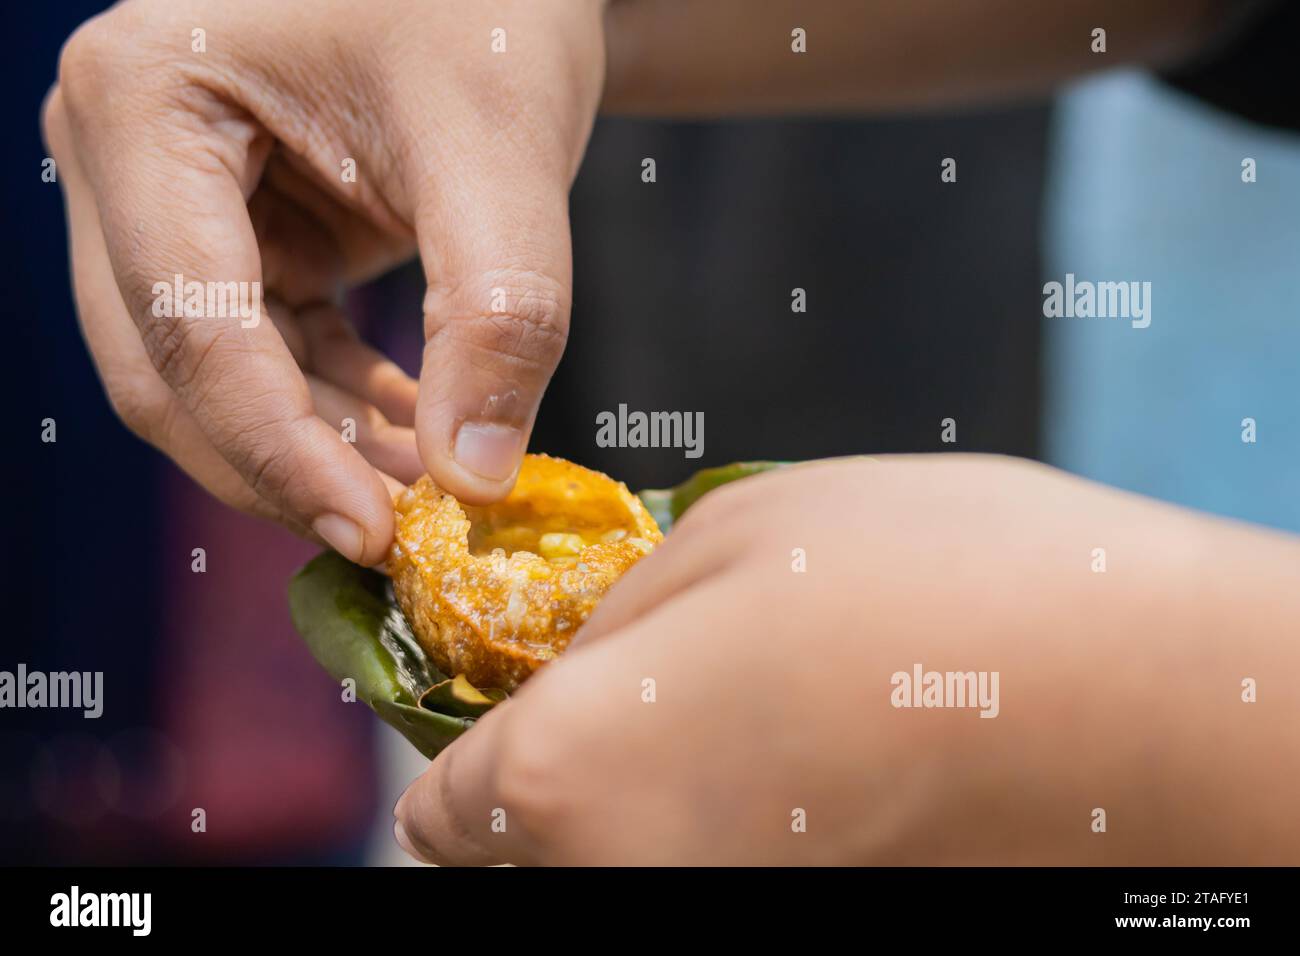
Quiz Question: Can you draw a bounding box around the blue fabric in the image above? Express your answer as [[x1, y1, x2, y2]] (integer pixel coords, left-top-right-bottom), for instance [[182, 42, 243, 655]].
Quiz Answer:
[[1044, 71, 1300, 533]]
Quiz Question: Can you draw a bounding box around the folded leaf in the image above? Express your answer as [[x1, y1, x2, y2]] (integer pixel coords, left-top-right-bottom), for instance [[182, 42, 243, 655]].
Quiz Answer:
[[288, 551, 472, 759], [639, 461, 786, 532], [420, 674, 508, 719]]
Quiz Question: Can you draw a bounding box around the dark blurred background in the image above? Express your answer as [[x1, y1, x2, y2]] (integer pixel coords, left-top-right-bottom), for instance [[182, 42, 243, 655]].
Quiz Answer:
[[7, 1, 1296, 865]]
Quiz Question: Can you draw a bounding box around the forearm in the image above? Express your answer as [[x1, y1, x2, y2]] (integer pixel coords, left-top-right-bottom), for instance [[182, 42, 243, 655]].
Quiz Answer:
[[602, 0, 1233, 116]]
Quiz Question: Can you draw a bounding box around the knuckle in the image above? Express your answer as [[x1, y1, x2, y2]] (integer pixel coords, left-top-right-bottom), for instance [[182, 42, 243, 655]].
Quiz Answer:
[[430, 271, 570, 373], [103, 379, 164, 444], [216, 398, 316, 515], [58, 3, 195, 125], [138, 313, 310, 507], [491, 716, 580, 859], [57, 17, 118, 108], [241, 432, 298, 504], [139, 314, 224, 397]]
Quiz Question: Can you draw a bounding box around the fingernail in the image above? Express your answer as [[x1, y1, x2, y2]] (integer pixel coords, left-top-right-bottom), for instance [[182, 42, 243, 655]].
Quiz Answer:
[[453, 421, 523, 483], [312, 513, 365, 563], [393, 818, 432, 864]]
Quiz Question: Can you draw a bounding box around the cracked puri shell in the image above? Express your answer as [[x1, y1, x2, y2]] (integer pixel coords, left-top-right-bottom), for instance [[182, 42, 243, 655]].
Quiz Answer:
[[387, 454, 663, 691]]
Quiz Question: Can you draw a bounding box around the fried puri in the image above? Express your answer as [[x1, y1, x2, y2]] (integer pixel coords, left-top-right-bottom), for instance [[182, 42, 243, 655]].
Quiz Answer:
[[387, 454, 663, 691]]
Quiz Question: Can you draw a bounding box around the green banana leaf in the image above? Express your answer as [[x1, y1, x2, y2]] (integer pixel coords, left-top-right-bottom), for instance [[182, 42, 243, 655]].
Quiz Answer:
[[638, 460, 787, 532], [288, 460, 785, 759]]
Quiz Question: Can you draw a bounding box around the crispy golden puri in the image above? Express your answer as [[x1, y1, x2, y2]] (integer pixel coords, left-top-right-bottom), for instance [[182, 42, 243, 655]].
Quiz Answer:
[[388, 454, 663, 691]]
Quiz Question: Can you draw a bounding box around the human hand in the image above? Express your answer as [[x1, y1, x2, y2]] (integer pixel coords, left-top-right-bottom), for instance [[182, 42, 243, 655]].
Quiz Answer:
[[44, 0, 608, 564], [394, 454, 1300, 864]]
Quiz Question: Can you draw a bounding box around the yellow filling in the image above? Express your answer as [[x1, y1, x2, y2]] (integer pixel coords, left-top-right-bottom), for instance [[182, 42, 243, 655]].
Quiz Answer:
[[465, 513, 648, 566], [466, 507, 631, 558], [449, 454, 661, 568]]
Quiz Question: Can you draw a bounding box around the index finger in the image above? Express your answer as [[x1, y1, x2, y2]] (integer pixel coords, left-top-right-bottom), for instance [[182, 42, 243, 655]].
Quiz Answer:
[[58, 37, 394, 564]]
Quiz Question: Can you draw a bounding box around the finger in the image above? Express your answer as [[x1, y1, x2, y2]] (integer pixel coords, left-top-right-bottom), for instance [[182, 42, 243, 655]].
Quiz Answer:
[[268, 307, 424, 482], [44, 87, 305, 532], [412, 159, 573, 505], [393, 701, 526, 866], [577, 462, 852, 644], [264, 298, 419, 435], [307, 375, 424, 485], [570, 517, 737, 648], [394, 580, 737, 866], [248, 186, 419, 427], [299, 304, 420, 428], [569, 470, 780, 646], [247, 182, 343, 309], [263, 294, 310, 367], [58, 47, 394, 565], [57, 214, 400, 544]]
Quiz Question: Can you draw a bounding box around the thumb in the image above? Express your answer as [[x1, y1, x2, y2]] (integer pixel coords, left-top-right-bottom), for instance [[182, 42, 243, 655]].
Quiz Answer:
[[413, 173, 573, 505]]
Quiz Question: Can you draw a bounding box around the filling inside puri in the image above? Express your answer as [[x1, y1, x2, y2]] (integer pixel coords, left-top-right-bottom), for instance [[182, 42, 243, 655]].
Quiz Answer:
[[464, 498, 648, 565]]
